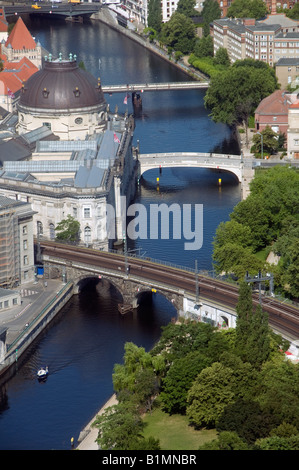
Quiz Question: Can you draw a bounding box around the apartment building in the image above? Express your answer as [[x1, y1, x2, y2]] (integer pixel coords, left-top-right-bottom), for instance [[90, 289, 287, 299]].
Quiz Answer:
[[0, 196, 35, 288], [276, 58, 299, 88], [212, 15, 299, 66]]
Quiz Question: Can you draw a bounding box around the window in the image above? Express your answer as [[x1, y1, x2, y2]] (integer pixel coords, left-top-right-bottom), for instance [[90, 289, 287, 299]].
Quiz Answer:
[[84, 226, 91, 244], [24, 255, 28, 265], [73, 207, 78, 218], [49, 223, 55, 240], [84, 207, 91, 218], [23, 239, 28, 250], [23, 225, 27, 235]]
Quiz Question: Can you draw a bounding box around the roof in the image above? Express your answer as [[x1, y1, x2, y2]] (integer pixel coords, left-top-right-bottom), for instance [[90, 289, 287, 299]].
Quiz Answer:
[[74, 165, 106, 188], [260, 13, 299, 28], [5, 17, 36, 50], [276, 58, 299, 66], [19, 58, 106, 111], [0, 7, 8, 33], [0, 57, 38, 95], [255, 89, 293, 116]]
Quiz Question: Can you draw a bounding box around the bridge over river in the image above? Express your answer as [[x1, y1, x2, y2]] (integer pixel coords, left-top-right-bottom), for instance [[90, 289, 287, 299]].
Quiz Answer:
[[38, 241, 299, 342]]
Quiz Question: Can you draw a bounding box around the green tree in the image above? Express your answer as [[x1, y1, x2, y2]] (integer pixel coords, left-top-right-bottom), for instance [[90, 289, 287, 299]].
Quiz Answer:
[[193, 35, 214, 58], [252, 126, 280, 156], [160, 351, 212, 414], [198, 431, 249, 450], [213, 47, 230, 66], [286, 3, 299, 19], [256, 435, 299, 450], [92, 401, 146, 450], [55, 214, 80, 242], [246, 304, 270, 367], [204, 62, 277, 126], [216, 398, 278, 445], [235, 282, 253, 361], [227, 0, 268, 19], [201, 0, 221, 36], [160, 12, 196, 54], [147, 0, 162, 32], [186, 362, 235, 428], [176, 0, 198, 17]]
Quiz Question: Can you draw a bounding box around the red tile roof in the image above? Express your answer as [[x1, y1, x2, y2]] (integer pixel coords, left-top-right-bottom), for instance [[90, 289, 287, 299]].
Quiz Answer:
[[5, 17, 36, 50], [0, 57, 38, 95], [255, 89, 292, 115], [0, 7, 8, 33]]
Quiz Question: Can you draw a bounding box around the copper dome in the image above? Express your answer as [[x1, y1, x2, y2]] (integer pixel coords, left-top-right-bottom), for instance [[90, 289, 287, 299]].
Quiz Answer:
[[18, 59, 106, 111]]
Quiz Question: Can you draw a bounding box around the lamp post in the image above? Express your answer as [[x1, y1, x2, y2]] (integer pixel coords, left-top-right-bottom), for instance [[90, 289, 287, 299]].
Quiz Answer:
[[256, 131, 263, 159]]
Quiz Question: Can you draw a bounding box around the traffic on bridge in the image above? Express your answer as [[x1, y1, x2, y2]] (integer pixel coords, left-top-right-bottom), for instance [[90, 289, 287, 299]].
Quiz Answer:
[[39, 240, 299, 341]]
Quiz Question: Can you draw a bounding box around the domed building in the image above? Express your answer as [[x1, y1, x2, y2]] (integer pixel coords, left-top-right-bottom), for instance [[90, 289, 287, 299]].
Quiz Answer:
[[0, 53, 138, 253], [17, 54, 108, 139]]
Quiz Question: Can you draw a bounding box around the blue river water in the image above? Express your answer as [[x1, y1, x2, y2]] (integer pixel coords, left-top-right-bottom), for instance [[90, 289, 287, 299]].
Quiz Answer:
[[0, 18, 241, 450]]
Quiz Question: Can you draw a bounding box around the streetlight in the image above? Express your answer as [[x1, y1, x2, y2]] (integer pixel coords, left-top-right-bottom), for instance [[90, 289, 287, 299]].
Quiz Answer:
[[256, 131, 263, 159]]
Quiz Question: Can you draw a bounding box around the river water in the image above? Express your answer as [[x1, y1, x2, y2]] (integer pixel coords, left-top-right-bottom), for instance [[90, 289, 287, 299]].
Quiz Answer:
[[0, 18, 241, 450]]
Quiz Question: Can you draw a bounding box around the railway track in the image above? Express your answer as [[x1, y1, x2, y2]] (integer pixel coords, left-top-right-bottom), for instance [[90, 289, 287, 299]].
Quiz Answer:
[[38, 240, 299, 339]]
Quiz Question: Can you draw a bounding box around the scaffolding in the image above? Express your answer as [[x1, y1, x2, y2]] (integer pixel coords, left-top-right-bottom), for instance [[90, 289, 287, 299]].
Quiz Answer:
[[0, 207, 20, 288]]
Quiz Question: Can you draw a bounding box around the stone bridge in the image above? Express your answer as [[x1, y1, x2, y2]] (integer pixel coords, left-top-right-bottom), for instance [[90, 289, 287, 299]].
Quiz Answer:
[[45, 254, 185, 315], [138, 152, 244, 182]]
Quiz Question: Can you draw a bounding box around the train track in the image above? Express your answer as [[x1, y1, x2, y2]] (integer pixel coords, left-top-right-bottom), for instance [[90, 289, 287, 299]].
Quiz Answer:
[[38, 240, 299, 339]]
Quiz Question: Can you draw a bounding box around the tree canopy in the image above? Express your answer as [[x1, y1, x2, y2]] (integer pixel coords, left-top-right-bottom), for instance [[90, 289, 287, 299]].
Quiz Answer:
[[227, 0, 268, 19], [213, 166, 299, 297], [204, 60, 278, 126], [160, 12, 196, 54]]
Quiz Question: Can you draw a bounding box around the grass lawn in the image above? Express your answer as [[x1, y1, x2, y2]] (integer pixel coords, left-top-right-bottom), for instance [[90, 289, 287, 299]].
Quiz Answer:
[[142, 408, 217, 450]]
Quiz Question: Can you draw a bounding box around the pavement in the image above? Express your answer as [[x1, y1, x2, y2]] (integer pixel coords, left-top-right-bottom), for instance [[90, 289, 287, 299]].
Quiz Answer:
[[0, 278, 66, 347]]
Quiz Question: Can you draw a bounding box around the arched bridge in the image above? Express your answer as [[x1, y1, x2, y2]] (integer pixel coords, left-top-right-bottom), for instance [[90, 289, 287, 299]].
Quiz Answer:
[[38, 240, 299, 339], [138, 152, 244, 182]]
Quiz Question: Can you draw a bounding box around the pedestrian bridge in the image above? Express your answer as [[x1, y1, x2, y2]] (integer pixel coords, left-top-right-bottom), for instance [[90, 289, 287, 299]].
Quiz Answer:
[[138, 152, 243, 182]]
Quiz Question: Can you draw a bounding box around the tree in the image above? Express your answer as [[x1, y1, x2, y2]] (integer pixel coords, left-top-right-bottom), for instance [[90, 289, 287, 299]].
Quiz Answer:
[[201, 0, 221, 36], [92, 401, 146, 450], [147, 0, 162, 32], [286, 3, 299, 19], [160, 12, 196, 54], [235, 282, 253, 361], [216, 398, 278, 445], [176, 0, 198, 18], [252, 126, 280, 156], [227, 0, 268, 19], [213, 47, 230, 66], [246, 304, 270, 367], [160, 351, 212, 414], [198, 431, 249, 450], [204, 63, 277, 126], [193, 35, 214, 58], [186, 362, 235, 428], [55, 214, 80, 242]]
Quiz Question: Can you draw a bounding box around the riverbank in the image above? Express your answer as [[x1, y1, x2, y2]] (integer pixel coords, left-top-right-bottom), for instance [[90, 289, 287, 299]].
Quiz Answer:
[[92, 7, 208, 82], [76, 393, 118, 450]]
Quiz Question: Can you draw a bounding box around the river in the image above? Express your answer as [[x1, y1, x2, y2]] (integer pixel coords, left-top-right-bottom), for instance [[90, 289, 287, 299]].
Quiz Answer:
[[0, 17, 241, 450]]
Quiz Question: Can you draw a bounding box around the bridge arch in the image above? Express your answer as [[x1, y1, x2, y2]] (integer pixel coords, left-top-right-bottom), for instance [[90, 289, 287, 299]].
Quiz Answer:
[[138, 153, 243, 183]]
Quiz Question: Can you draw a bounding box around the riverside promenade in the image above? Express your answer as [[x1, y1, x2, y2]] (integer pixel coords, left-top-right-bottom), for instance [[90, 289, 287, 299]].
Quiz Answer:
[[76, 393, 118, 450]]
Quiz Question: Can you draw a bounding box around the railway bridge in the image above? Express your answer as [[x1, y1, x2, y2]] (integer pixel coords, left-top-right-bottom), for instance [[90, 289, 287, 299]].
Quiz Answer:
[[39, 241, 299, 344]]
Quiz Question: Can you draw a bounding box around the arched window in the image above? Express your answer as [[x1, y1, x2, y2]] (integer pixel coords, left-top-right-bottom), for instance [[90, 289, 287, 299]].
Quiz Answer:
[[84, 226, 91, 244], [49, 223, 55, 240], [37, 221, 43, 236]]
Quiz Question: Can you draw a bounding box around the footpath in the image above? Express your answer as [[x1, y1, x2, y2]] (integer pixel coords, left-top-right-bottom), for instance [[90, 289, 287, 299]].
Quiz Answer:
[[76, 394, 118, 450]]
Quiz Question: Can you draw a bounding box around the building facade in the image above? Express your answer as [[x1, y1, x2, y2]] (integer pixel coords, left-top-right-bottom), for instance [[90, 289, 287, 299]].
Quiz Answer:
[[0, 196, 35, 287], [212, 14, 299, 66]]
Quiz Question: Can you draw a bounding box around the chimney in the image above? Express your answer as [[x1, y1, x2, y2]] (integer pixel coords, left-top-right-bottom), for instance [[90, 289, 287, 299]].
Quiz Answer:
[[272, 0, 277, 15]]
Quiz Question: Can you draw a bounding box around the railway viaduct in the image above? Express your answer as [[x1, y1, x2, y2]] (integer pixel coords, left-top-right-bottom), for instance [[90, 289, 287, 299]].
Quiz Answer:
[[39, 241, 299, 345]]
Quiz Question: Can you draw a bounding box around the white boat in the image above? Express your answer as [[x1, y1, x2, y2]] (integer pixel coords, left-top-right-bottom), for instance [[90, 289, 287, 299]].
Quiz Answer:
[[37, 366, 48, 380]]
